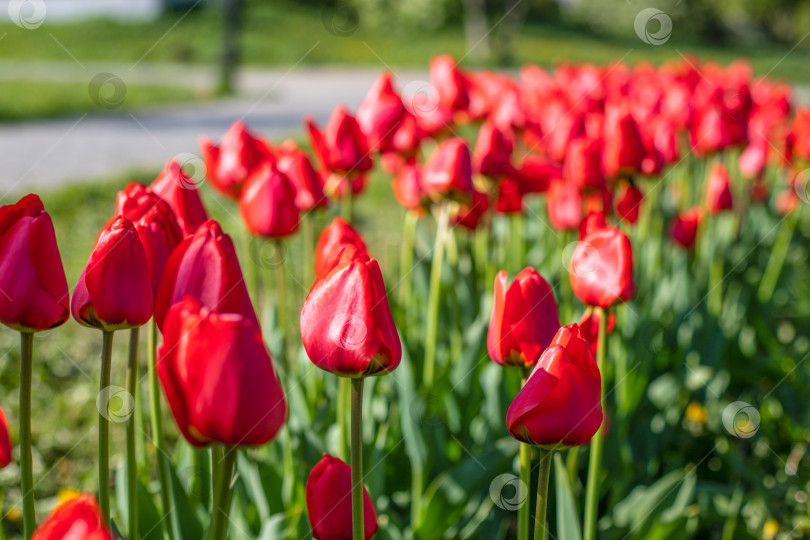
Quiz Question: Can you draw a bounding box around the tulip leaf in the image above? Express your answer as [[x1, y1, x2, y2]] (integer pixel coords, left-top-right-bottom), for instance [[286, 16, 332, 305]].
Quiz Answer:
[[165, 457, 205, 540], [613, 468, 690, 538], [114, 461, 163, 540], [236, 451, 271, 523], [554, 453, 583, 540], [392, 345, 427, 469]]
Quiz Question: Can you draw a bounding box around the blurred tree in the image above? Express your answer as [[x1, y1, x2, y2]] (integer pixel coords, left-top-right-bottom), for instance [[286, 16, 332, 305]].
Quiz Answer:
[[219, 0, 244, 95]]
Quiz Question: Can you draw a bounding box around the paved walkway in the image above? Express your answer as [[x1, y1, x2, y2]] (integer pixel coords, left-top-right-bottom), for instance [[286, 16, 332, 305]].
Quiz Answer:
[[0, 61, 427, 197]]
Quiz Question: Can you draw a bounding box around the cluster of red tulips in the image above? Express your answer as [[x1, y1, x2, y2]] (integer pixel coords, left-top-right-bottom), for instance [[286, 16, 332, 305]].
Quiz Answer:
[[0, 52, 805, 539]]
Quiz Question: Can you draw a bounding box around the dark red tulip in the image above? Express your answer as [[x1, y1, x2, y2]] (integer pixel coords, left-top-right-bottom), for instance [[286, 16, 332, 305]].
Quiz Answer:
[[239, 162, 301, 238], [615, 182, 643, 224], [200, 121, 273, 198], [473, 120, 515, 178], [314, 217, 368, 278], [488, 268, 560, 368], [452, 189, 490, 231], [32, 494, 112, 540], [430, 55, 469, 112], [0, 195, 69, 332], [706, 163, 733, 213], [115, 183, 183, 297], [546, 179, 582, 231], [306, 453, 379, 540], [150, 160, 209, 236], [356, 71, 406, 153], [421, 137, 473, 201], [518, 154, 561, 194], [578, 308, 616, 354], [154, 219, 258, 331], [158, 296, 286, 447], [506, 323, 603, 448], [306, 106, 372, 176], [570, 226, 635, 309], [0, 406, 10, 469], [276, 146, 328, 212], [563, 137, 604, 190], [72, 217, 153, 331], [301, 246, 401, 378], [603, 105, 645, 178], [670, 207, 703, 249], [392, 161, 428, 215], [494, 177, 524, 214]]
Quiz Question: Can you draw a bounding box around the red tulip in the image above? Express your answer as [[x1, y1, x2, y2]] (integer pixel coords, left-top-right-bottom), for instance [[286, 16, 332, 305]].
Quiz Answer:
[[154, 219, 258, 331], [306, 453, 379, 540], [306, 106, 372, 176], [391, 161, 428, 215], [421, 137, 473, 201], [706, 163, 733, 213], [72, 217, 153, 331], [239, 162, 301, 238], [577, 308, 616, 354], [563, 137, 604, 190], [32, 494, 112, 540], [506, 323, 603, 448], [579, 210, 608, 240], [570, 226, 635, 309], [494, 177, 524, 214], [0, 194, 69, 332], [473, 120, 515, 178], [200, 121, 273, 198], [792, 108, 810, 161], [388, 112, 423, 157], [158, 296, 285, 446], [452, 189, 490, 231], [115, 183, 183, 297], [0, 406, 11, 468], [546, 179, 582, 231], [603, 105, 645, 178], [429, 55, 469, 113], [301, 246, 401, 378], [670, 207, 703, 249], [276, 146, 328, 212], [518, 154, 561, 195], [150, 160, 209, 236], [356, 71, 406, 153], [691, 105, 732, 156], [739, 141, 768, 178], [314, 217, 368, 278], [488, 268, 560, 368], [615, 182, 643, 224]]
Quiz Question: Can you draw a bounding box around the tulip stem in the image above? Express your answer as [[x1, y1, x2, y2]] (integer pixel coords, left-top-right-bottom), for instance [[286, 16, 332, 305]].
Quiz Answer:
[[342, 183, 353, 224], [99, 330, 114, 526], [424, 203, 450, 388], [583, 308, 607, 540], [126, 328, 139, 540], [534, 448, 553, 540], [338, 377, 350, 460], [303, 212, 315, 289], [399, 210, 418, 310], [148, 318, 174, 540], [19, 332, 35, 539], [758, 208, 799, 303], [273, 239, 289, 362], [209, 446, 236, 540], [510, 213, 523, 273], [517, 368, 531, 540], [350, 378, 365, 540]]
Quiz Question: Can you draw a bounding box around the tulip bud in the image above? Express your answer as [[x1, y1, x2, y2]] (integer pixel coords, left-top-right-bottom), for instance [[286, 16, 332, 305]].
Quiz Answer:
[[32, 494, 113, 540], [356, 71, 406, 154], [506, 324, 603, 448], [739, 141, 768, 179], [391, 161, 428, 215], [615, 182, 643, 224], [239, 162, 301, 238], [430, 54, 469, 112], [579, 211, 608, 240], [570, 226, 635, 309], [473, 120, 515, 178], [546, 179, 582, 231], [0, 406, 10, 469], [158, 296, 286, 447], [306, 106, 372, 176], [0, 194, 70, 332], [276, 146, 328, 212], [301, 246, 401, 378], [494, 177, 524, 214], [421, 138, 473, 202], [306, 453, 379, 540], [72, 217, 153, 331], [563, 137, 604, 190], [154, 219, 258, 331], [670, 207, 703, 249], [488, 268, 560, 368], [578, 307, 616, 354], [603, 105, 645, 178], [706, 163, 733, 213], [517, 154, 561, 195], [150, 159, 209, 236], [314, 217, 368, 278], [200, 121, 273, 199]]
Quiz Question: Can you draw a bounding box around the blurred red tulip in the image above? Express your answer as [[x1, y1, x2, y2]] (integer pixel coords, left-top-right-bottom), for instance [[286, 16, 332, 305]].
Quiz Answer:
[[563, 137, 604, 190], [32, 494, 112, 540], [391, 161, 428, 215], [739, 141, 768, 178], [301, 246, 401, 378], [473, 120, 515, 178], [615, 183, 643, 224], [314, 216, 368, 278], [494, 177, 524, 214], [0, 194, 69, 332], [792, 108, 810, 161], [518, 155, 561, 195], [357, 71, 406, 153], [0, 406, 10, 468], [276, 146, 328, 212], [670, 207, 703, 249], [546, 179, 582, 231], [570, 226, 635, 308], [421, 137, 473, 201], [488, 268, 560, 368], [239, 163, 301, 238], [691, 105, 732, 156], [154, 219, 258, 331], [452, 189, 490, 231], [72, 217, 153, 331], [578, 307, 616, 354], [306, 106, 372, 176], [429, 55, 469, 113], [158, 296, 286, 447], [603, 105, 645, 178], [306, 453, 379, 540], [200, 121, 273, 198], [506, 323, 603, 447], [150, 159, 209, 236], [579, 210, 608, 240], [706, 163, 734, 213]]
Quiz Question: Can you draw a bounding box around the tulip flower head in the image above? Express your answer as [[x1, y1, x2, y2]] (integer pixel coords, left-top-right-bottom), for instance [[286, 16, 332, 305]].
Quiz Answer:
[[670, 207, 703, 249], [306, 453, 379, 540], [276, 146, 328, 212], [356, 71, 406, 154], [301, 246, 401, 378], [577, 307, 616, 353], [0, 194, 70, 332], [488, 268, 560, 368], [506, 324, 603, 448], [306, 106, 373, 177], [706, 162, 734, 213], [615, 182, 643, 224], [150, 159, 209, 236], [200, 121, 273, 199], [570, 226, 635, 309], [421, 137, 474, 202], [314, 216, 368, 278], [31, 494, 113, 540], [238, 162, 301, 238]]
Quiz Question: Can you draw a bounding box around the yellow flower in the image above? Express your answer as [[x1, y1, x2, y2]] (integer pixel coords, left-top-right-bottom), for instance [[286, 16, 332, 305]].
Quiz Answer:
[[685, 402, 707, 425], [6, 506, 21, 522], [57, 488, 82, 504], [763, 519, 779, 540]]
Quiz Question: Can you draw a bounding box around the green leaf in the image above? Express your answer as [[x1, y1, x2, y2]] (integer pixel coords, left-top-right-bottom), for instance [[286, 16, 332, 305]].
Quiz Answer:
[[165, 456, 205, 540], [114, 461, 163, 540], [554, 453, 583, 540]]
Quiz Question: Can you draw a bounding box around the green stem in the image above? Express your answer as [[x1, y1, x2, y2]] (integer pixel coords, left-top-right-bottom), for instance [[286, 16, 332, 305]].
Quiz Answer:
[[565, 446, 580, 490], [99, 330, 114, 526], [517, 368, 531, 540], [19, 332, 35, 539], [303, 212, 315, 289], [423, 203, 450, 388], [510, 212, 523, 273], [533, 448, 553, 540], [273, 239, 289, 363], [399, 211, 418, 305], [338, 377, 350, 460], [583, 308, 608, 540], [350, 378, 365, 540], [191, 448, 211, 509], [411, 464, 424, 528], [342, 180, 353, 224], [126, 328, 139, 540], [148, 319, 174, 540], [209, 446, 236, 540], [758, 209, 799, 302]]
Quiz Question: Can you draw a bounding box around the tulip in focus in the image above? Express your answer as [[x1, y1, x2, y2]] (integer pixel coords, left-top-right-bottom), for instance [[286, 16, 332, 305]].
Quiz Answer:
[[314, 216, 368, 278], [306, 106, 373, 177], [32, 494, 113, 540], [239, 162, 301, 238], [150, 159, 209, 236], [200, 121, 273, 198]]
